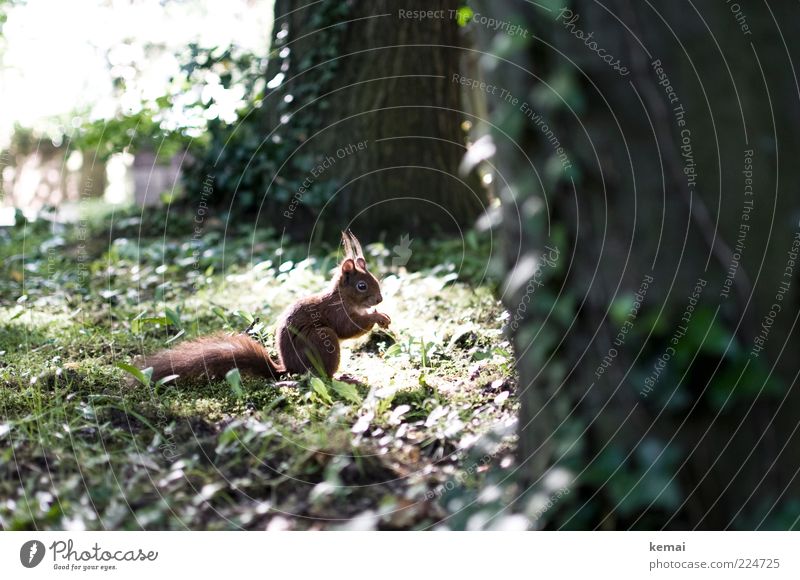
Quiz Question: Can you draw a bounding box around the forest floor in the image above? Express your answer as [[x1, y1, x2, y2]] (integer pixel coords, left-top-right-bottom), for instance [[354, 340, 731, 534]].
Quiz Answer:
[[0, 203, 526, 530]]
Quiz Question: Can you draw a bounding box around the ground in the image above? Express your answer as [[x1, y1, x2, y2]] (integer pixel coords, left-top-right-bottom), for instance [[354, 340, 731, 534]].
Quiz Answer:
[[0, 204, 523, 530]]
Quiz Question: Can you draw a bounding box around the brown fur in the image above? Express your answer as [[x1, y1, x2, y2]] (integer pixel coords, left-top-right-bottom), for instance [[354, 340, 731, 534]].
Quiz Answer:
[[141, 231, 390, 382], [142, 333, 283, 382]]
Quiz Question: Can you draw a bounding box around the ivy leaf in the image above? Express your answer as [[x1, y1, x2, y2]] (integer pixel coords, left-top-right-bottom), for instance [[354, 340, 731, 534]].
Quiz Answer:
[[330, 379, 362, 405], [131, 314, 171, 335], [225, 368, 244, 398], [117, 363, 152, 387], [165, 307, 182, 329], [309, 377, 332, 405], [456, 6, 474, 26]]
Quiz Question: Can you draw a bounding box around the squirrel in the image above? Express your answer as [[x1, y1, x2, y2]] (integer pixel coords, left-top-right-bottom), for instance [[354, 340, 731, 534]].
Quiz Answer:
[[141, 231, 391, 382]]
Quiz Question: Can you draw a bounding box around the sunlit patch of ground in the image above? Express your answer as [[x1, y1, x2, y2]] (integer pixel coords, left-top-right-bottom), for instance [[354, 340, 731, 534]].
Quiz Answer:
[[0, 210, 518, 530]]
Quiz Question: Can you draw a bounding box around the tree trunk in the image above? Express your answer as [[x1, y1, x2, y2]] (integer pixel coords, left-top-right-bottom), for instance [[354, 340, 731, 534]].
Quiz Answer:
[[478, 0, 800, 529], [271, 0, 487, 237]]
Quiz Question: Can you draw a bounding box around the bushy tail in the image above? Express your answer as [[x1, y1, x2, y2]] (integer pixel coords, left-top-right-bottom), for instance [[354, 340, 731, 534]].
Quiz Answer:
[[141, 333, 284, 382]]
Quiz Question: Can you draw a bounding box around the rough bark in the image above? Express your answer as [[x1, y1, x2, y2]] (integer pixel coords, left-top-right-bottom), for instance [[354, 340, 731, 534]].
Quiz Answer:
[[272, 0, 487, 237], [478, 0, 800, 529]]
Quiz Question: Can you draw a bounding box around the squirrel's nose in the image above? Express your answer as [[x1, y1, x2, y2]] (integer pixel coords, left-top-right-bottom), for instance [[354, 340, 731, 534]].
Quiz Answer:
[[375, 293, 383, 304]]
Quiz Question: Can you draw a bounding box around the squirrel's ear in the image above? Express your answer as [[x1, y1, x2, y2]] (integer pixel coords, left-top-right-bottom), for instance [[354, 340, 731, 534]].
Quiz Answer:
[[347, 230, 364, 258], [341, 231, 354, 258], [341, 258, 355, 272], [355, 257, 367, 271]]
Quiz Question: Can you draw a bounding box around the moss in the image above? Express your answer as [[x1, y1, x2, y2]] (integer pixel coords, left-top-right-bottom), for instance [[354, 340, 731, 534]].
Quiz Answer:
[[0, 210, 516, 529]]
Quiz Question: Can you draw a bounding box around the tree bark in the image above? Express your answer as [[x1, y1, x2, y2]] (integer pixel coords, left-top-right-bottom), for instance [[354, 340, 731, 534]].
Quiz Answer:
[[272, 0, 487, 237], [478, 0, 800, 529]]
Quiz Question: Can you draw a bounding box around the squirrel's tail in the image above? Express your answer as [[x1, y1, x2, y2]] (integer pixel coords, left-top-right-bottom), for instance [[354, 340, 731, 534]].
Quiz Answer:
[[141, 333, 284, 382]]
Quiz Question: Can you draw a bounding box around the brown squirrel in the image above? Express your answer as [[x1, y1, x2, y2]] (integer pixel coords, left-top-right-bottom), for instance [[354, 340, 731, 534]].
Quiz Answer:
[[141, 231, 391, 382]]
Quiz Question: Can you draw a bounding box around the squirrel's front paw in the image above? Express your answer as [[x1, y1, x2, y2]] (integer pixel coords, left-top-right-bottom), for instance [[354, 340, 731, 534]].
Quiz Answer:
[[374, 312, 391, 328]]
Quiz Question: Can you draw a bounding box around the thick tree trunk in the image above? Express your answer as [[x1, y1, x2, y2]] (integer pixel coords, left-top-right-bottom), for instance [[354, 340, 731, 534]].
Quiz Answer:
[[478, 0, 800, 529], [271, 0, 487, 237]]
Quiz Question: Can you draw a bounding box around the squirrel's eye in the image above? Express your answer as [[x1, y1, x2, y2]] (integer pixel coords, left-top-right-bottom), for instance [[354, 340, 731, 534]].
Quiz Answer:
[[356, 281, 368, 292]]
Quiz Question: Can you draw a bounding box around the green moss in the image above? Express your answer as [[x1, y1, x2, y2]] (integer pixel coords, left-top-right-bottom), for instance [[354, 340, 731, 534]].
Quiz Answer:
[[0, 209, 516, 530]]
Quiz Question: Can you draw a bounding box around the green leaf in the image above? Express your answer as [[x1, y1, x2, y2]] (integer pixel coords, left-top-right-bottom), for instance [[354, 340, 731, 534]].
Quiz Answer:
[[708, 358, 784, 410], [472, 349, 493, 361], [225, 368, 243, 398], [234, 310, 254, 325], [456, 6, 474, 26], [610, 293, 635, 326], [131, 316, 170, 335], [211, 305, 228, 322], [383, 343, 404, 358], [130, 310, 147, 333], [691, 308, 736, 357], [156, 374, 180, 386], [165, 307, 182, 328], [116, 363, 152, 387], [329, 379, 362, 405], [165, 329, 185, 344], [310, 377, 332, 405]]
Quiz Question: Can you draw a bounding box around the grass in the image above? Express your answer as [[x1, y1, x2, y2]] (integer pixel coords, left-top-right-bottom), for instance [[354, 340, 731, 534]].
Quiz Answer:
[[0, 205, 520, 530]]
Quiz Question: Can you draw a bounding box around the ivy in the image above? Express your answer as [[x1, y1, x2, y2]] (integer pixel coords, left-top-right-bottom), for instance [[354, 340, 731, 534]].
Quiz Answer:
[[66, 2, 352, 219], [181, 1, 352, 217]]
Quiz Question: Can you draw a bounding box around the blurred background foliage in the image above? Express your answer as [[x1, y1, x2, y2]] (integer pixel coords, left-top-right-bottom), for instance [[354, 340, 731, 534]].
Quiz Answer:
[[3, 0, 486, 236]]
